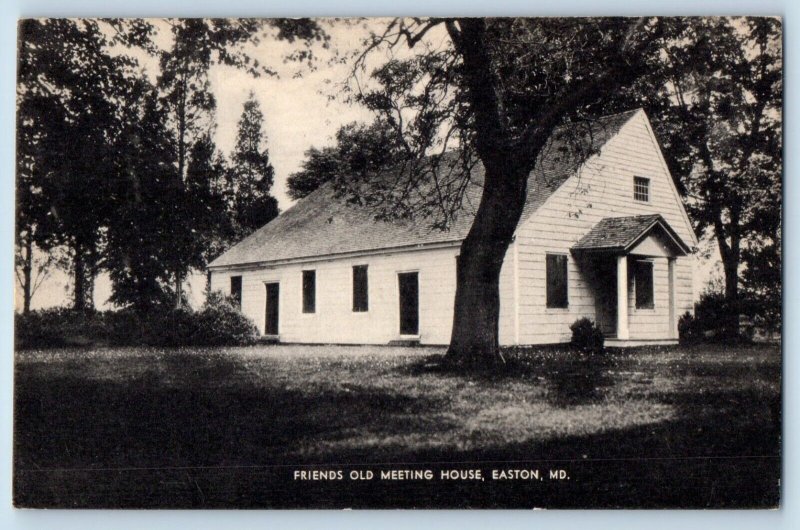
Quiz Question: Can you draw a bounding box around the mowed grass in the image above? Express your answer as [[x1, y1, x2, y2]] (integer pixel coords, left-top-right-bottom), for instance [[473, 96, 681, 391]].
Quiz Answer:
[[14, 342, 781, 508]]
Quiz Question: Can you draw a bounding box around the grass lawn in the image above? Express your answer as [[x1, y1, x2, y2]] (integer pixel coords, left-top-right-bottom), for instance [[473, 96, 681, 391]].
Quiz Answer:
[[14, 342, 781, 508]]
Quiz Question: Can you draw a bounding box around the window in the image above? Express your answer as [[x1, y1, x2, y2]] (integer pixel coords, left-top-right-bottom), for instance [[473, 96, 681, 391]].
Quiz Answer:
[[634, 176, 650, 202], [230, 276, 242, 308], [546, 254, 568, 308], [302, 270, 316, 313], [634, 260, 655, 309], [353, 265, 369, 312]]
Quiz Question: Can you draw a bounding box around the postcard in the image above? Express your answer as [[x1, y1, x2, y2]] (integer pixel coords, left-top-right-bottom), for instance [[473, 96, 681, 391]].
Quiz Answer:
[[13, 16, 781, 508]]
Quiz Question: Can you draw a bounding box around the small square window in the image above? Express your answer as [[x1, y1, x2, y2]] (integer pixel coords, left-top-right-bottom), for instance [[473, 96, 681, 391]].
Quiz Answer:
[[634, 176, 650, 202]]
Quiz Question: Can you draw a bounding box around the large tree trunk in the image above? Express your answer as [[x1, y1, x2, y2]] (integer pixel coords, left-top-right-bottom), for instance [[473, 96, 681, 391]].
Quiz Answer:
[[446, 162, 529, 366], [715, 207, 742, 339]]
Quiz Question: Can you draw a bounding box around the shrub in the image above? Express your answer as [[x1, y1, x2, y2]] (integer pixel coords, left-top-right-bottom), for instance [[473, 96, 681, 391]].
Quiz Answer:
[[15, 295, 259, 350], [687, 291, 754, 343], [193, 293, 259, 346], [678, 311, 703, 345], [569, 317, 605, 355], [15, 308, 83, 349]]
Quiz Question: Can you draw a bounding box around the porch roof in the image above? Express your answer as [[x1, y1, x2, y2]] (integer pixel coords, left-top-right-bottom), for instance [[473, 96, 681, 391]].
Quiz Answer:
[[571, 214, 692, 256]]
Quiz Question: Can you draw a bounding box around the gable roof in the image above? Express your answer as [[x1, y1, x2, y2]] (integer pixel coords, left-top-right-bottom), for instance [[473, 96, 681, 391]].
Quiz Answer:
[[571, 214, 692, 255], [209, 109, 641, 269]]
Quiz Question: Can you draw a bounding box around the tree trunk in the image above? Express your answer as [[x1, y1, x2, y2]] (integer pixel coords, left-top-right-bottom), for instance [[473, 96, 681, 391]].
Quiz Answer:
[[21, 235, 33, 314], [445, 162, 529, 367], [73, 243, 86, 311], [175, 268, 183, 309], [174, 72, 187, 310], [715, 207, 742, 339]]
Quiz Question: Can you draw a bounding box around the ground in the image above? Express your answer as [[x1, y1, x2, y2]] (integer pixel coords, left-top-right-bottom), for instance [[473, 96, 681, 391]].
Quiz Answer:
[[14, 342, 781, 508]]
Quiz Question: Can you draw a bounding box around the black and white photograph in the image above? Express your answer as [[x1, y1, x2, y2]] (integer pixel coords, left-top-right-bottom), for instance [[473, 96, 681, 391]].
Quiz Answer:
[[13, 16, 782, 509]]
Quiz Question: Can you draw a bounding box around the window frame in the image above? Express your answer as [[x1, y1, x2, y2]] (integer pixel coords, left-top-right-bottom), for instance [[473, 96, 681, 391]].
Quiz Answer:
[[301, 270, 316, 314], [352, 264, 369, 313], [633, 176, 650, 203], [545, 253, 569, 309], [634, 259, 655, 310]]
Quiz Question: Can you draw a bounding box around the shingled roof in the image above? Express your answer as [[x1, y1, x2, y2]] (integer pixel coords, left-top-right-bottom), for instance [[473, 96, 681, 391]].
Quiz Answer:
[[209, 109, 641, 269], [572, 214, 691, 255]]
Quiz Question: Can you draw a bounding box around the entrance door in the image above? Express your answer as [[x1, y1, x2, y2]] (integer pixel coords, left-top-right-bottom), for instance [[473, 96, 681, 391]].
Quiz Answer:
[[398, 272, 419, 335], [265, 283, 279, 335]]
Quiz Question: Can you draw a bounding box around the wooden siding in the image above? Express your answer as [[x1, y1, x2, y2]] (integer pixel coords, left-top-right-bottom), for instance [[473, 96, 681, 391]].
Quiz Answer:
[[210, 243, 516, 346], [514, 110, 695, 344]]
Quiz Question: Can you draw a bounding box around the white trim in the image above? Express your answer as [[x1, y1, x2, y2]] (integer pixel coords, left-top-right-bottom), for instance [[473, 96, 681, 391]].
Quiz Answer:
[[635, 109, 699, 246], [616, 255, 629, 340], [209, 240, 462, 272]]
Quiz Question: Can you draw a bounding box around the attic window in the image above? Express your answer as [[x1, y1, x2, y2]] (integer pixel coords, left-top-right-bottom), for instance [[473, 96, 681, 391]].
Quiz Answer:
[[634, 176, 650, 202]]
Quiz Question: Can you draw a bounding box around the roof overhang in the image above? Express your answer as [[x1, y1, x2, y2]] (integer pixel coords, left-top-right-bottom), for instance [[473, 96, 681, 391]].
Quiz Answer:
[[571, 215, 692, 258]]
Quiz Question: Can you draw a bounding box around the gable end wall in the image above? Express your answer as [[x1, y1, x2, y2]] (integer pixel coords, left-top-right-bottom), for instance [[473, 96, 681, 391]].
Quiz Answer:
[[513, 111, 695, 344]]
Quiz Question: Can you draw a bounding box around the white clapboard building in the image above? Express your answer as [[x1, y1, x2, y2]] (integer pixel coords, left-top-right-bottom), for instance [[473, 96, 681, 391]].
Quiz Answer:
[[208, 109, 697, 347]]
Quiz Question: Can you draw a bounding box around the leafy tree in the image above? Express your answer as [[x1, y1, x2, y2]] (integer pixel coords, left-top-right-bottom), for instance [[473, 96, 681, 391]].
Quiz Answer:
[[229, 92, 279, 237], [105, 88, 178, 312], [16, 18, 153, 311], [648, 17, 782, 336], [341, 18, 671, 366], [287, 119, 404, 200]]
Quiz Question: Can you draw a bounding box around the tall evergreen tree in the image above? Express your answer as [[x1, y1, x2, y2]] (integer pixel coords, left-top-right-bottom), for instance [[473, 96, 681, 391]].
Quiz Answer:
[[230, 92, 279, 237]]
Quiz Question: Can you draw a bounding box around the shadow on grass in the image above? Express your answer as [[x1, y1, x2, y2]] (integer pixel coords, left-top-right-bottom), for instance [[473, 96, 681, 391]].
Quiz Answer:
[[14, 345, 781, 508], [405, 347, 614, 406]]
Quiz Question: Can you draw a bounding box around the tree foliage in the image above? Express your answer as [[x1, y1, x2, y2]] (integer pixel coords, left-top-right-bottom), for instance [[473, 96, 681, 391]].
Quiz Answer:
[[16, 17, 326, 312], [287, 119, 406, 200], [331, 17, 671, 364], [16, 18, 155, 310], [229, 93, 279, 238], [647, 17, 782, 334]]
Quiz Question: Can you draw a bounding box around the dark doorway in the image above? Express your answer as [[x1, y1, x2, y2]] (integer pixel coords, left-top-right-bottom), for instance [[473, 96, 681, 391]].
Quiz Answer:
[[265, 282, 279, 335], [398, 272, 419, 335]]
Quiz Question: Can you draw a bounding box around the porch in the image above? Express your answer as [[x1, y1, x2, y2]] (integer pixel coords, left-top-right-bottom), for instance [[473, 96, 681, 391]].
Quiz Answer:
[[572, 215, 692, 347]]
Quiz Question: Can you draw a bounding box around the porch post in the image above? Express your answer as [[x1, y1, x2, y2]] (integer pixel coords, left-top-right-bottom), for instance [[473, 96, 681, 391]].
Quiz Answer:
[[668, 257, 677, 339], [616, 255, 629, 340]]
